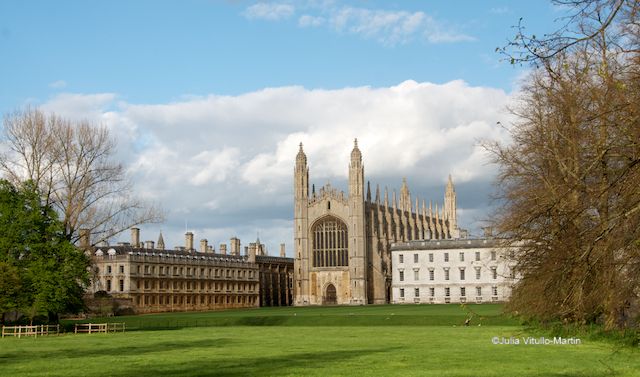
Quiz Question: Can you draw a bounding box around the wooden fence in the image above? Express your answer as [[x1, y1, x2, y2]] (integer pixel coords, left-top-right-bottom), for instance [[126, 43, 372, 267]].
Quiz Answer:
[[1, 324, 60, 338], [74, 322, 126, 334]]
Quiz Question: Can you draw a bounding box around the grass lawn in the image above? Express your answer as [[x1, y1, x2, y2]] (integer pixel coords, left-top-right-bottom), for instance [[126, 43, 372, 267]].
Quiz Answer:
[[1, 304, 638, 376]]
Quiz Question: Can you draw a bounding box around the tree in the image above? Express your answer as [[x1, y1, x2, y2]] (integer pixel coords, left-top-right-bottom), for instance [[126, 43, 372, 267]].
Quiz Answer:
[[488, 0, 640, 330], [0, 108, 162, 245], [0, 180, 89, 323]]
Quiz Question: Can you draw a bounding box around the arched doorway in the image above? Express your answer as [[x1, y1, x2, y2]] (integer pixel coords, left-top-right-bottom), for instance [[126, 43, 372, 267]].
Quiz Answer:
[[324, 284, 337, 305]]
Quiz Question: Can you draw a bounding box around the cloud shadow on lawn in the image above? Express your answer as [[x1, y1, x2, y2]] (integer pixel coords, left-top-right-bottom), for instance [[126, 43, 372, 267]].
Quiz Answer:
[[0, 337, 235, 365], [109, 347, 400, 377]]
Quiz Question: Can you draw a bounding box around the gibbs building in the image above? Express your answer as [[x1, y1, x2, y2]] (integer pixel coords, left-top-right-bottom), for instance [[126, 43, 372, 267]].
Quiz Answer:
[[294, 139, 460, 305]]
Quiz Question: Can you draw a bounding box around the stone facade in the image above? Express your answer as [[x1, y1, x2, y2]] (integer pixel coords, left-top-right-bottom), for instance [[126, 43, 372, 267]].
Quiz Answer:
[[390, 238, 516, 304], [294, 140, 460, 305], [256, 255, 294, 307], [86, 230, 265, 314]]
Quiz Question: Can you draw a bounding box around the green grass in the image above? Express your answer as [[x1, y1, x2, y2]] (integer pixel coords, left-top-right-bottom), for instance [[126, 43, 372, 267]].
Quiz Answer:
[[2, 304, 639, 376], [63, 303, 519, 330]]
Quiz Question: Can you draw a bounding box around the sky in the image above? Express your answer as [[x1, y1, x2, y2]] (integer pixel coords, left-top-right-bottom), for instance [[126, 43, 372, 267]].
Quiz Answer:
[[0, 1, 563, 255]]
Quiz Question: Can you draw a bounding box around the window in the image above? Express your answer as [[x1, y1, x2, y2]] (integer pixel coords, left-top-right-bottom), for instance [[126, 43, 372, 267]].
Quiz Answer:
[[119, 279, 124, 292], [491, 251, 496, 261], [445, 287, 450, 297], [312, 217, 349, 267], [414, 270, 419, 281], [119, 265, 124, 274], [460, 287, 466, 297], [144, 265, 149, 274], [429, 287, 435, 297], [107, 265, 112, 274], [106, 279, 112, 291], [414, 253, 419, 263], [475, 251, 480, 261], [399, 254, 404, 263], [444, 253, 449, 262], [492, 286, 498, 296], [459, 252, 464, 262], [475, 267, 481, 280], [460, 268, 465, 280], [428, 253, 433, 262], [414, 288, 420, 297], [491, 267, 497, 279], [444, 269, 449, 281], [429, 269, 434, 281], [476, 286, 482, 296], [399, 271, 404, 282], [400, 288, 405, 298]]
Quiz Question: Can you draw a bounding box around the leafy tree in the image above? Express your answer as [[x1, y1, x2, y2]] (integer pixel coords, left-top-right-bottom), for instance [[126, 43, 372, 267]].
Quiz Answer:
[[0, 179, 89, 323], [488, 0, 640, 330]]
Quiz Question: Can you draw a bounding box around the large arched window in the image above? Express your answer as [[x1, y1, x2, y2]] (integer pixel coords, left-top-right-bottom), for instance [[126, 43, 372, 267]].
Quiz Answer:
[[312, 217, 348, 267]]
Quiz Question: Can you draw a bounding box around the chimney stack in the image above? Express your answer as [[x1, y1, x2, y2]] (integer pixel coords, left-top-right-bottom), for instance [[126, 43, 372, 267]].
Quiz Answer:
[[280, 243, 286, 257], [248, 243, 256, 263], [207, 245, 214, 253], [230, 237, 240, 256], [220, 243, 227, 255], [131, 227, 140, 247], [185, 232, 194, 251], [200, 239, 208, 253], [145, 240, 155, 249]]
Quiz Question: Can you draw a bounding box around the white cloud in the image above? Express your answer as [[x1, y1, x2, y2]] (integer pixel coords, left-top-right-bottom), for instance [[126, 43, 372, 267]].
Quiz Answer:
[[38, 81, 513, 254], [49, 80, 67, 89], [299, 14, 324, 27], [244, 2, 474, 46], [243, 3, 295, 21]]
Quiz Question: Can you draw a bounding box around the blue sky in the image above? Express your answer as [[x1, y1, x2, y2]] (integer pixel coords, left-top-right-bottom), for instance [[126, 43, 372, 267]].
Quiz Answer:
[[0, 1, 562, 252]]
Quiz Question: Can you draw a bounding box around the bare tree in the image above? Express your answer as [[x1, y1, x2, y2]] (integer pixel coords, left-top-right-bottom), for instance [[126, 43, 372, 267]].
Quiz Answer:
[[1, 107, 163, 245], [487, 0, 640, 330]]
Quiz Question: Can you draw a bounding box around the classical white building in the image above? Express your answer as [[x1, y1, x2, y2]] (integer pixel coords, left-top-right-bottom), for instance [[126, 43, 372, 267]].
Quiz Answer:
[[390, 238, 516, 304]]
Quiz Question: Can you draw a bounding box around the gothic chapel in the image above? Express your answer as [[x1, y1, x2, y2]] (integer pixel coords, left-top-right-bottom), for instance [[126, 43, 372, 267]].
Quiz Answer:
[[294, 140, 460, 305]]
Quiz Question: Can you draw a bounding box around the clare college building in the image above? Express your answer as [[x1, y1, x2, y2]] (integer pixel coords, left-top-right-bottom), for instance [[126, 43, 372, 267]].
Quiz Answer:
[[293, 140, 516, 306], [86, 229, 293, 314]]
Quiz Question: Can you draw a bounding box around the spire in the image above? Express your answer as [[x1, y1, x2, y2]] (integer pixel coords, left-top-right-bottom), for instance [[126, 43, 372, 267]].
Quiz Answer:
[[398, 177, 412, 211], [157, 231, 165, 250], [384, 186, 389, 207], [392, 190, 397, 210], [366, 181, 371, 202], [296, 142, 307, 166], [375, 184, 380, 204], [444, 173, 458, 234], [350, 138, 362, 162]]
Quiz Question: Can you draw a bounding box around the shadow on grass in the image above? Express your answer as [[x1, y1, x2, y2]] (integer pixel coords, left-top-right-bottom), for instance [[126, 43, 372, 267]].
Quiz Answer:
[[0, 337, 235, 365], [109, 347, 400, 377]]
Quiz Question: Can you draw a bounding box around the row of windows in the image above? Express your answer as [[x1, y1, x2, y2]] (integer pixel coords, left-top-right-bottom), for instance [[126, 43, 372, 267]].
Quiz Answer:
[[104, 264, 256, 279], [398, 267, 499, 281], [399, 286, 499, 298], [104, 279, 257, 293], [399, 251, 498, 264], [136, 294, 257, 306]]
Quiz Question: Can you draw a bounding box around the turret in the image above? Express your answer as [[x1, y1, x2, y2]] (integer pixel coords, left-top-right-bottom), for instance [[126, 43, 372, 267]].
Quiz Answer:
[[157, 232, 165, 250], [294, 142, 310, 305], [348, 138, 367, 304], [443, 174, 460, 238]]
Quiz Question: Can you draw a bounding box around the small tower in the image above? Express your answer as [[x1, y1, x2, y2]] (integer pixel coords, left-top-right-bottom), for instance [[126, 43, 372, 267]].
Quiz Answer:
[[443, 174, 460, 238], [348, 138, 367, 304], [294, 143, 310, 305], [157, 232, 165, 250]]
